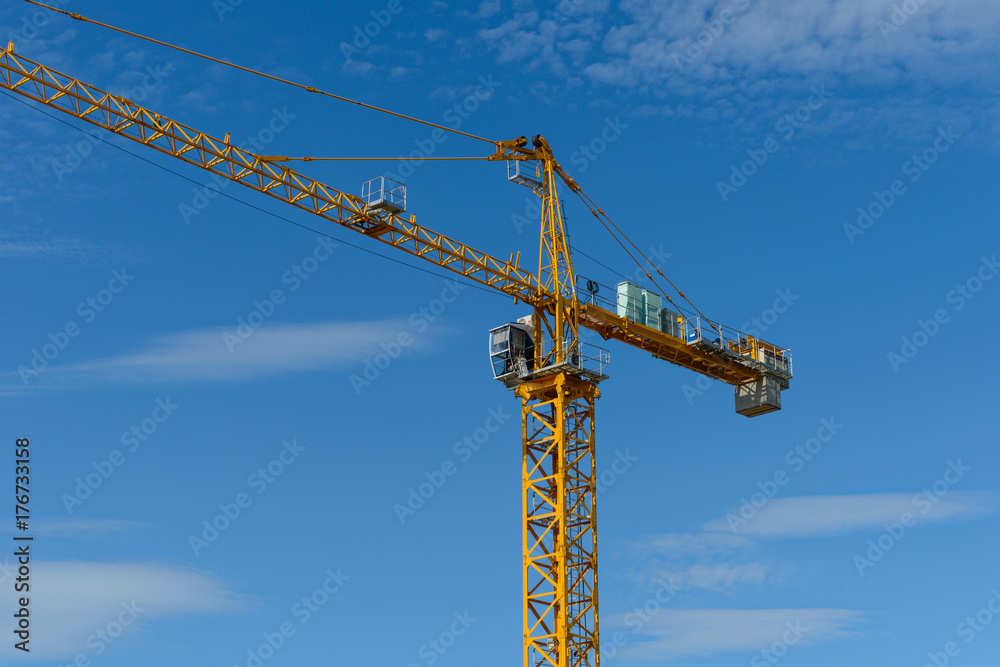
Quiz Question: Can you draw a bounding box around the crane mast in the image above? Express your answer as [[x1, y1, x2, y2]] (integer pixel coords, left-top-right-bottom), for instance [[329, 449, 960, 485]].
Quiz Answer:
[[1, 41, 794, 667], [510, 139, 598, 667]]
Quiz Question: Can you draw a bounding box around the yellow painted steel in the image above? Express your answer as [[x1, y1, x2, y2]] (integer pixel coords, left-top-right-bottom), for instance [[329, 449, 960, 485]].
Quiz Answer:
[[517, 373, 600, 667], [0, 47, 780, 387], [0, 49, 539, 306], [0, 47, 793, 667]]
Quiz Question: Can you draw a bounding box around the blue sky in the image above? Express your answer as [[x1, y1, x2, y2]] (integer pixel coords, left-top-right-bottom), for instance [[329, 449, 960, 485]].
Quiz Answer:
[[0, 0, 998, 665]]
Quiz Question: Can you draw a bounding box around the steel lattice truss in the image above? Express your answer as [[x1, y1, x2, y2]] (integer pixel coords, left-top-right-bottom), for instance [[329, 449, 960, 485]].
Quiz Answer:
[[519, 374, 600, 667], [0, 42, 797, 667], [0, 46, 784, 390]]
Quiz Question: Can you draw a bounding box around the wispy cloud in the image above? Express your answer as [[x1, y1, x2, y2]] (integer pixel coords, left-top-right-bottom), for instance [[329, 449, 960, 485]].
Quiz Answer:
[[11, 320, 440, 391], [474, 0, 998, 139], [0, 561, 248, 660], [587, 0, 997, 87], [639, 531, 750, 555], [612, 607, 867, 660], [425, 27, 450, 42], [627, 531, 769, 592], [623, 491, 993, 594], [676, 561, 770, 590], [0, 230, 119, 264], [478, 0, 998, 90], [702, 492, 994, 537]]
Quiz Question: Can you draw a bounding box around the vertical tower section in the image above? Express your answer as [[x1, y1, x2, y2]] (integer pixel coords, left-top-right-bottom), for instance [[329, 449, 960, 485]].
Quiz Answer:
[[534, 146, 580, 371], [517, 372, 600, 667], [536, 156, 575, 302]]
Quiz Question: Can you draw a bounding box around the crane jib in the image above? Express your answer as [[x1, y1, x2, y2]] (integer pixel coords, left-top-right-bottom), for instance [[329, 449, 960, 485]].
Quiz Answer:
[[4, 28, 796, 667], [0, 46, 791, 404], [0, 47, 539, 303]]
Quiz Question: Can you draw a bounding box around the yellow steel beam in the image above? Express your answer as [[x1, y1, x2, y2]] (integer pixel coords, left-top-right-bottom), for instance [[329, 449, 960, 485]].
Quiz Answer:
[[0, 46, 783, 390], [0, 48, 541, 305], [579, 303, 767, 385], [517, 373, 600, 667]]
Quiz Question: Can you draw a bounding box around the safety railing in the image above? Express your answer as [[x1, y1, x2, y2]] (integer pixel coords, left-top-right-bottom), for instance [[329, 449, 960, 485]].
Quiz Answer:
[[536, 336, 611, 377], [508, 160, 543, 189], [576, 275, 792, 375], [362, 175, 406, 213], [685, 317, 792, 376]]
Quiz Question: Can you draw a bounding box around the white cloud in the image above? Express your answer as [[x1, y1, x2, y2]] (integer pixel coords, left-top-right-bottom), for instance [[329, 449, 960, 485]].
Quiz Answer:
[[425, 28, 449, 42], [478, 12, 548, 63], [590, 0, 998, 90], [622, 490, 993, 594], [703, 491, 994, 537], [627, 532, 767, 591], [679, 561, 769, 590], [11, 320, 440, 390], [389, 66, 422, 80], [0, 230, 118, 264], [475, 7, 606, 75], [477, 0, 502, 19], [0, 561, 247, 660], [475, 0, 998, 138], [613, 607, 867, 660], [639, 530, 750, 555]]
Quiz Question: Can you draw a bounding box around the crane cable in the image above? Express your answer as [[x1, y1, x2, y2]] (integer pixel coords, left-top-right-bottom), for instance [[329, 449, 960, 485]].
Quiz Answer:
[[572, 190, 683, 313], [544, 153, 723, 335], [0, 88, 505, 299], [20, 0, 716, 327], [571, 187, 724, 336], [259, 156, 489, 163], [20, 0, 497, 147]]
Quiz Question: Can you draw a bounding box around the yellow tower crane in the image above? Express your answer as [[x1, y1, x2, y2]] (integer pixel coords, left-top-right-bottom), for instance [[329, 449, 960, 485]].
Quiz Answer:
[[1, 41, 792, 667]]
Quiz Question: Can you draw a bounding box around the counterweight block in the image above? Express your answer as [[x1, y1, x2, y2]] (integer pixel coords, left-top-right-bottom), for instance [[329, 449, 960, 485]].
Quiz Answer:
[[735, 374, 784, 417]]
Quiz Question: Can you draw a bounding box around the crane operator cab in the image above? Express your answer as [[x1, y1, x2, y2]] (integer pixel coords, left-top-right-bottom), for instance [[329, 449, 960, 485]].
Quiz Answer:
[[489, 320, 535, 385]]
